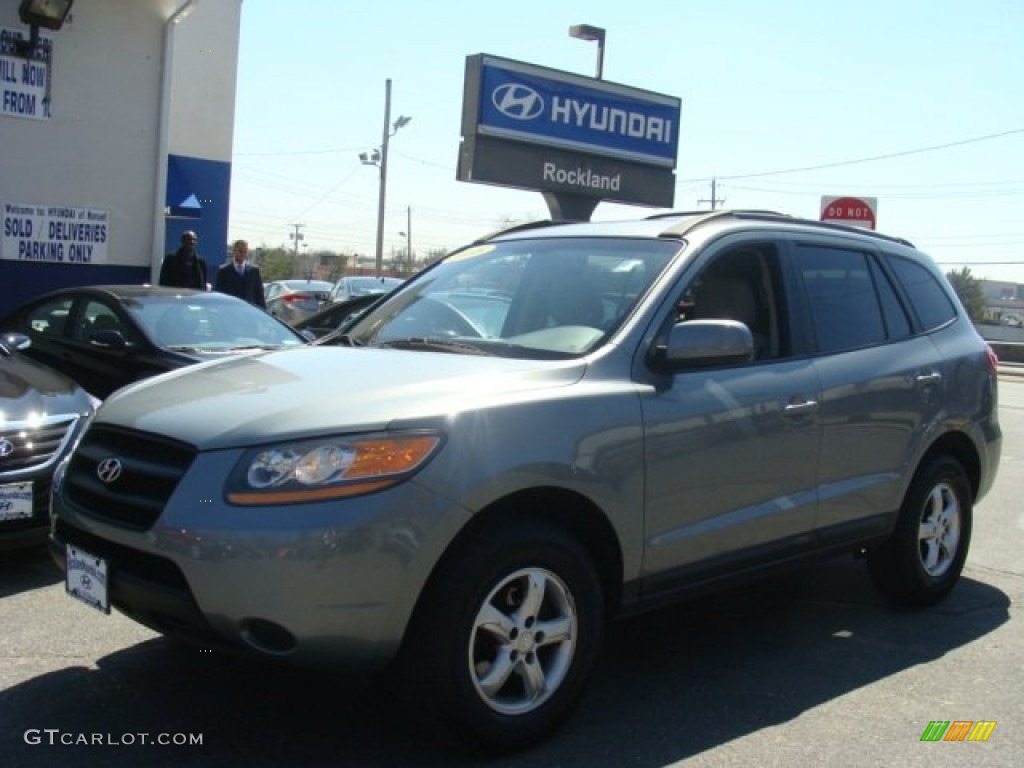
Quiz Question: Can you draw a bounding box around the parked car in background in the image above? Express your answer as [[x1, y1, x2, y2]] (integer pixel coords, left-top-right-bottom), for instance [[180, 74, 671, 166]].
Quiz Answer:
[[0, 286, 307, 399], [294, 294, 382, 340], [264, 279, 334, 325], [330, 275, 404, 303], [49, 210, 1000, 750], [0, 333, 96, 550]]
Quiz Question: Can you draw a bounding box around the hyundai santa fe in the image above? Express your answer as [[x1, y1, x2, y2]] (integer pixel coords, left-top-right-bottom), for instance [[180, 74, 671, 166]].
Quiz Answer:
[[49, 210, 1000, 750]]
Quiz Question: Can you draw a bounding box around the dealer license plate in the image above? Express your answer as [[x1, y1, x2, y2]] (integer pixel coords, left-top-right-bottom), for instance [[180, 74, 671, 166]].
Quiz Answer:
[[0, 481, 33, 522], [66, 545, 110, 614]]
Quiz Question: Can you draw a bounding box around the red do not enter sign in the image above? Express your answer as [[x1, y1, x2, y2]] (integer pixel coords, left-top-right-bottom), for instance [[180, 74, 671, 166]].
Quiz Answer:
[[820, 195, 877, 230]]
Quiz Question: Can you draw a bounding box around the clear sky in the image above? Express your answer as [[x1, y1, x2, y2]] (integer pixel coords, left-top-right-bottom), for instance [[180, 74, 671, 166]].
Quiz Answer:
[[228, 0, 1024, 282]]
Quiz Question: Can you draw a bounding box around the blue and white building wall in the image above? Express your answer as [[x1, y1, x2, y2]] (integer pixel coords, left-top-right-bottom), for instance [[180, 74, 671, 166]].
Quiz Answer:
[[0, 0, 242, 316]]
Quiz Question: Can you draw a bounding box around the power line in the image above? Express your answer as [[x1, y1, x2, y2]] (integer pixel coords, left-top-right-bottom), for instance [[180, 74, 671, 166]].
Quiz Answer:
[[688, 128, 1024, 182]]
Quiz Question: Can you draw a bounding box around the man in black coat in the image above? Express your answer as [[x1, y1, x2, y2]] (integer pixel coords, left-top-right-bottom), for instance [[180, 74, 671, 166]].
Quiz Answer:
[[159, 231, 207, 289], [215, 239, 266, 308]]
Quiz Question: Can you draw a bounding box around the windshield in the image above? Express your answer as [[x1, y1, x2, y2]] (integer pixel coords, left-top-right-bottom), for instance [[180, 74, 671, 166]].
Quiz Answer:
[[126, 296, 306, 351], [345, 237, 677, 357], [343, 277, 403, 295]]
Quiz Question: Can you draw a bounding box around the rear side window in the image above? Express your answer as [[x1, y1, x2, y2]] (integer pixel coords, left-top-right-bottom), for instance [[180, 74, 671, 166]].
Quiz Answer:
[[886, 254, 958, 331], [25, 297, 73, 337], [795, 245, 888, 353]]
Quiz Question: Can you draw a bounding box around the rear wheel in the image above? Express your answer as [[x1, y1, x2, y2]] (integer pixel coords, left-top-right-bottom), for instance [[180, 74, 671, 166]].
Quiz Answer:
[[868, 456, 972, 606], [398, 520, 604, 752]]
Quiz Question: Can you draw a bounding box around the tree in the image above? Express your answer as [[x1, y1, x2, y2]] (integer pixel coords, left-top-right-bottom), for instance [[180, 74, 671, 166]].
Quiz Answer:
[[250, 246, 291, 282], [946, 267, 986, 323]]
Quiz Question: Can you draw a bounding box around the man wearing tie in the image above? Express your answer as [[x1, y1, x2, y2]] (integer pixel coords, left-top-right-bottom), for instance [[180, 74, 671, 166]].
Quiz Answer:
[[215, 239, 266, 308]]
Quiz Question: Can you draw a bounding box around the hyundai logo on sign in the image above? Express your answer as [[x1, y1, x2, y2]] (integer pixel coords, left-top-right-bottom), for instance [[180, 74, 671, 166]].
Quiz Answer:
[[470, 55, 681, 168], [492, 84, 545, 120]]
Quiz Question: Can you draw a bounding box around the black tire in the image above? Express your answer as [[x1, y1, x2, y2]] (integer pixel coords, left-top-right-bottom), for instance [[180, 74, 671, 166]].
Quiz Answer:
[[868, 456, 973, 606], [397, 520, 604, 753]]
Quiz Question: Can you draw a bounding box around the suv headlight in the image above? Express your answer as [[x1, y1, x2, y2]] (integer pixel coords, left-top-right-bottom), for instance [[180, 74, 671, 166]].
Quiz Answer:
[[226, 431, 443, 505]]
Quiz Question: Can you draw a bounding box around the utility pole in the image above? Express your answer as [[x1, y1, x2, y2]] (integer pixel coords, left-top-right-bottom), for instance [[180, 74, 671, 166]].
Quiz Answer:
[[698, 178, 725, 211], [406, 205, 412, 272], [289, 223, 305, 276]]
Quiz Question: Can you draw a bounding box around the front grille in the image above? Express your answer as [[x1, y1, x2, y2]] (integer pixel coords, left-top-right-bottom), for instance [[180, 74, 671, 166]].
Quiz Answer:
[[65, 425, 196, 530], [0, 414, 79, 473]]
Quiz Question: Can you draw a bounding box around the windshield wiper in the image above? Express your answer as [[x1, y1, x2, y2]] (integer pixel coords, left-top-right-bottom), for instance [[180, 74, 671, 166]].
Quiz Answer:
[[375, 338, 493, 356], [317, 332, 363, 347]]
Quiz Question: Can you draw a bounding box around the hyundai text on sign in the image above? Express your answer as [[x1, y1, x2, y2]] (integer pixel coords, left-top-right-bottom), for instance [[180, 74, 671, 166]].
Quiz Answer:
[[471, 55, 680, 167]]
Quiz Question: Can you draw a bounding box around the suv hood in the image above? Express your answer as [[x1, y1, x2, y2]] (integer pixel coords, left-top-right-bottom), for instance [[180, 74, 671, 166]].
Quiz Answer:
[[1, 352, 92, 416], [96, 346, 586, 450]]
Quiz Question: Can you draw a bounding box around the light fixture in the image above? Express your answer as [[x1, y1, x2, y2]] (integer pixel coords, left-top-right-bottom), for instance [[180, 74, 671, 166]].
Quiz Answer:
[[19, 0, 74, 30], [15, 0, 74, 58], [568, 23, 606, 79]]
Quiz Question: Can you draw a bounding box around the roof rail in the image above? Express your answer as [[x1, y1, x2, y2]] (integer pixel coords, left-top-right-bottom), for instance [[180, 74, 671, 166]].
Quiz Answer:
[[471, 219, 560, 244], [654, 208, 915, 248], [654, 209, 791, 238]]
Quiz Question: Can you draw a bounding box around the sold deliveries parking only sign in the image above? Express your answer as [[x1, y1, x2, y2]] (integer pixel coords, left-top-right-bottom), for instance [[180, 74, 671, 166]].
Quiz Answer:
[[2, 203, 109, 264], [820, 195, 878, 230]]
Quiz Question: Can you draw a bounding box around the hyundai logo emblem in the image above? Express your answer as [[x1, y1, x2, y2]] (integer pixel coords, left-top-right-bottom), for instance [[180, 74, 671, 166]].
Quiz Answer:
[[0, 438, 13, 458], [492, 83, 544, 121], [96, 457, 124, 484]]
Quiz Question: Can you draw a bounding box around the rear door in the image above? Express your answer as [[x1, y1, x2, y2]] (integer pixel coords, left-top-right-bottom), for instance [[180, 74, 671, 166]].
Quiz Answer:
[[791, 239, 943, 543]]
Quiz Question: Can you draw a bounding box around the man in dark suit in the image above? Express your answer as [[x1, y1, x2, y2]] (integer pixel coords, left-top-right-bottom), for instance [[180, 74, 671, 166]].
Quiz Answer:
[[215, 239, 266, 308], [159, 231, 207, 289]]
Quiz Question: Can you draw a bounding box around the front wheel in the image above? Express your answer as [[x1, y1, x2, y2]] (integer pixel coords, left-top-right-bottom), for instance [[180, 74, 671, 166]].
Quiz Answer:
[[868, 456, 973, 606], [397, 521, 604, 752]]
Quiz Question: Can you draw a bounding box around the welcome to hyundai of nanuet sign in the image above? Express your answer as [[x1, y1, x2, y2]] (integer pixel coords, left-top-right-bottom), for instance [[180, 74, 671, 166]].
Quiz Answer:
[[459, 54, 681, 208], [2, 202, 109, 264]]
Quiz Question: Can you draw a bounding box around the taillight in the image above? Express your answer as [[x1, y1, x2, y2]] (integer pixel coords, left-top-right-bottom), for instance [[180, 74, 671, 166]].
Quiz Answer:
[[283, 293, 310, 303]]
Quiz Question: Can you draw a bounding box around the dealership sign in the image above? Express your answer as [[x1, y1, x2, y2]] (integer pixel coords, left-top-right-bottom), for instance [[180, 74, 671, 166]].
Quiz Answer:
[[2, 203, 109, 264], [459, 54, 681, 209], [820, 195, 877, 230]]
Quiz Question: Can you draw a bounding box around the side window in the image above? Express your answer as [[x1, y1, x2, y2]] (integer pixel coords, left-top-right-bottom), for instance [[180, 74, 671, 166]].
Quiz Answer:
[[25, 297, 73, 337], [886, 254, 958, 331], [796, 245, 887, 354], [681, 243, 786, 361], [74, 300, 134, 343], [869, 258, 912, 340]]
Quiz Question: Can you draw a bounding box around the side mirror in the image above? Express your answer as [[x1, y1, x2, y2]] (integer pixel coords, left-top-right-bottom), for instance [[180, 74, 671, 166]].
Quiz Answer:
[[652, 319, 753, 372], [0, 332, 32, 354], [90, 330, 130, 350]]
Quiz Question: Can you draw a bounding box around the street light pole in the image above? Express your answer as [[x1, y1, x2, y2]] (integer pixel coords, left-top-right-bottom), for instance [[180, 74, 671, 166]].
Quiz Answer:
[[373, 79, 393, 278], [568, 24, 606, 79], [361, 79, 411, 277]]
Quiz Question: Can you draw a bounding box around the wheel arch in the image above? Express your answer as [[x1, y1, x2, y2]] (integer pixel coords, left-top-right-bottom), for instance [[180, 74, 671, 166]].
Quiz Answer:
[[916, 430, 981, 501], [408, 486, 624, 634]]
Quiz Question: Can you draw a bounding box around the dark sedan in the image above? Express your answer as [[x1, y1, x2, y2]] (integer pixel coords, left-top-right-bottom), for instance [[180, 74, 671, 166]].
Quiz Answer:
[[1, 333, 96, 550], [294, 293, 383, 339], [0, 286, 307, 399]]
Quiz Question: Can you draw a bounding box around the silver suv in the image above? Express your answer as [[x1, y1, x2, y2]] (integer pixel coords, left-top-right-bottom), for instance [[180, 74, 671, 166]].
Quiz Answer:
[[51, 210, 1000, 750]]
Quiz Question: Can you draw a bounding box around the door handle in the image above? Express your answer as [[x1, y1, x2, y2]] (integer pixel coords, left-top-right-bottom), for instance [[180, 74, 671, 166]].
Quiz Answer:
[[915, 372, 943, 385], [783, 399, 819, 417]]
